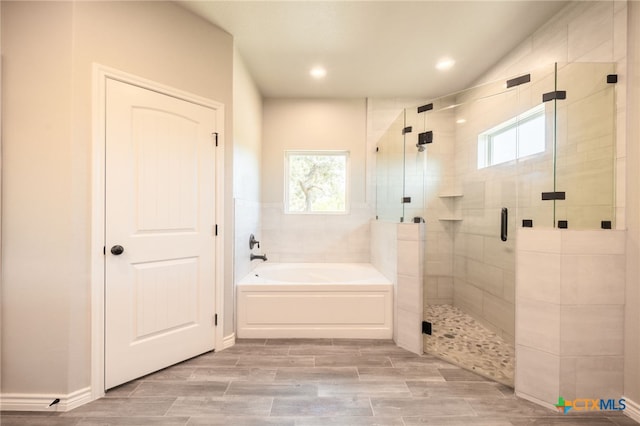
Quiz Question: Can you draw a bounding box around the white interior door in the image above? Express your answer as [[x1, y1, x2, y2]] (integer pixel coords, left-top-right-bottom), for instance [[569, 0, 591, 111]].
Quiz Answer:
[[105, 78, 218, 389]]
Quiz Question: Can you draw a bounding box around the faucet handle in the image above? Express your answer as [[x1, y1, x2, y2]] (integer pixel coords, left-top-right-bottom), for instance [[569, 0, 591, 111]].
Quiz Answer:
[[249, 234, 260, 250]]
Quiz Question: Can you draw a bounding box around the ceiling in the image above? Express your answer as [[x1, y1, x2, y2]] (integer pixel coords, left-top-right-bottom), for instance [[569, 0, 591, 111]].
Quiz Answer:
[[178, 1, 568, 99]]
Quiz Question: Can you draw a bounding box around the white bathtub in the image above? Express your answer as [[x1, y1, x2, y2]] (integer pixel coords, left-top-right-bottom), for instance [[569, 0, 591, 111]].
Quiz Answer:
[[236, 263, 393, 339]]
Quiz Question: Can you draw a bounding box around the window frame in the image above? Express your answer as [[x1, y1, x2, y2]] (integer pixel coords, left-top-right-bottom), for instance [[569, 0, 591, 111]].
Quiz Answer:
[[283, 150, 350, 215], [477, 103, 546, 169]]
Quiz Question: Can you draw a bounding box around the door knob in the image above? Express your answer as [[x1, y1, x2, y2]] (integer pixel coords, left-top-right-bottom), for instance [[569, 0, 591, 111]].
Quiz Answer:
[[111, 245, 124, 255]]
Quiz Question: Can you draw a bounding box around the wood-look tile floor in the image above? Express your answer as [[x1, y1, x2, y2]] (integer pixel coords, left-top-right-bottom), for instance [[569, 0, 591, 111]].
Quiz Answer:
[[2, 339, 638, 426]]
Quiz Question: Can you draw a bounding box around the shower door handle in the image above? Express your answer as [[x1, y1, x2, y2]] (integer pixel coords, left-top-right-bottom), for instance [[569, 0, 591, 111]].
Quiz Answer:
[[501, 208, 508, 242]]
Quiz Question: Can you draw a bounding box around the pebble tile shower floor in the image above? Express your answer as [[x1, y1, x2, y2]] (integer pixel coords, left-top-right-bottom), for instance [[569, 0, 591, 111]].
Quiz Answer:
[[2, 338, 638, 425], [424, 304, 515, 387]]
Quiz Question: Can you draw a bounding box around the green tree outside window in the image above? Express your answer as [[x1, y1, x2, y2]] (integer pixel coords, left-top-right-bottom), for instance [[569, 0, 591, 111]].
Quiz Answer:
[[285, 151, 348, 213]]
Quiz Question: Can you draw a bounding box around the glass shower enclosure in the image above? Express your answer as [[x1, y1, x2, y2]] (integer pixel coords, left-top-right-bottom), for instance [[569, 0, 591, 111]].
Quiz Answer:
[[375, 62, 617, 385]]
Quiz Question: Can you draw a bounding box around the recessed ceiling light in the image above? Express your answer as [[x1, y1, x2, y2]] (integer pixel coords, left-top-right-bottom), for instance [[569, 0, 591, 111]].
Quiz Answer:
[[456, 118, 466, 124], [436, 58, 455, 71], [310, 66, 327, 79]]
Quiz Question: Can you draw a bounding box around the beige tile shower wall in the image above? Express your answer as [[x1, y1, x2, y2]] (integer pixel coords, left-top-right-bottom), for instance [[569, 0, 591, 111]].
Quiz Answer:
[[515, 229, 625, 406]]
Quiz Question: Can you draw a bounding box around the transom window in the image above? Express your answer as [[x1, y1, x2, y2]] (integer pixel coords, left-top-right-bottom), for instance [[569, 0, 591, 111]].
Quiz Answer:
[[478, 104, 546, 169], [284, 151, 349, 214]]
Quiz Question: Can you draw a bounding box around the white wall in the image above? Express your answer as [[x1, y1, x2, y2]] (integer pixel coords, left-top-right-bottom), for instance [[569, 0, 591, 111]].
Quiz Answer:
[[233, 50, 263, 312], [233, 51, 263, 204], [2, 1, 76, 394], [1, 0, 233, 398], [261, 99, 372, 262]]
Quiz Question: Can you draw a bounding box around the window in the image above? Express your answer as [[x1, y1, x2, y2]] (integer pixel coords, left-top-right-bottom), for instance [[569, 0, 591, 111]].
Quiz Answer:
[[478, 104, 546, 168], [285, 151, 349, 214]]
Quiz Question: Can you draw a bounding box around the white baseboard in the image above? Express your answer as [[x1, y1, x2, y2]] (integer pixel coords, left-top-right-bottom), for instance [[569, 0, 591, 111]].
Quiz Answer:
[[0, 386, 92, 412], [222, 332, 235, 350], [624, 396, 640, 423]]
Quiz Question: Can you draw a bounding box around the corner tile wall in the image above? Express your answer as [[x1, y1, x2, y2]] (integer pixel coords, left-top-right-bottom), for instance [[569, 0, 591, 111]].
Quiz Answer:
[[371, 220, 424, 355], [515, 229, 625, 407], [396, 223, 425, 355]]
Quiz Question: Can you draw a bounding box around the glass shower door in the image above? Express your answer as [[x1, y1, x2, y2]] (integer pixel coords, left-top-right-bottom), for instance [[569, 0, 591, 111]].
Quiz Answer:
[[454, 80, 520, 348]]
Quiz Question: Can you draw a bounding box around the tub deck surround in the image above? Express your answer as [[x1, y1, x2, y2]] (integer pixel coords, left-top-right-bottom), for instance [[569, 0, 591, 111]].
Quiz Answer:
[[237, 263, 393, 339]]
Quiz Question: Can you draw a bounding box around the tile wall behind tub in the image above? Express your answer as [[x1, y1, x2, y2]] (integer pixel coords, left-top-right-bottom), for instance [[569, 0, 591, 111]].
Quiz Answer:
[[261, 203, 373, 263], [234, 198, 261, 282]]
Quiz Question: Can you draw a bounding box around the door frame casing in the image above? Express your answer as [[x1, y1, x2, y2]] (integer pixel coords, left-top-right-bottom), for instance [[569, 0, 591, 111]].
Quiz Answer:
[[90, 64, 225, 401]]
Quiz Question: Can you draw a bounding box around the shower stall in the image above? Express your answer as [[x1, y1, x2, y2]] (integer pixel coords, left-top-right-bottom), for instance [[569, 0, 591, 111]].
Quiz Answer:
[[375, 62, 618, 388]]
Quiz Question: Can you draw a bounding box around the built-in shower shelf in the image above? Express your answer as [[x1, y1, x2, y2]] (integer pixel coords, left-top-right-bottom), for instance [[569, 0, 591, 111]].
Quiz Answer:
[[439, 193, 462, 221]]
